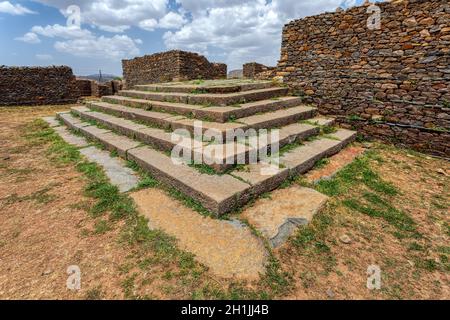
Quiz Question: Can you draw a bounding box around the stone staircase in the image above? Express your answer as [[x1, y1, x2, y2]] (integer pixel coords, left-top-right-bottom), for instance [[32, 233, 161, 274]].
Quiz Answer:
[[57, 80, 357, 215]]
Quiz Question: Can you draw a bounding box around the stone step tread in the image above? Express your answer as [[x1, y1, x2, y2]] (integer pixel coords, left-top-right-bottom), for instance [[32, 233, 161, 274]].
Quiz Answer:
[[280, 129, 357, 171], [102, 95, 304, 123], [119, 87, 289, 106], [231, 129, 357, 188], [121, 87, 286, 99], [134, 81, 273, 93], [238, 106, 317, 126]]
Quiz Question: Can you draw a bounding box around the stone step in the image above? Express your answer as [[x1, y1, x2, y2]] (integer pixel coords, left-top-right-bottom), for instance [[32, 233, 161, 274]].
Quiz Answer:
[[230, 129, 357, 196], [118, 87, 289, 106], [134, 81, 273, 94], [57, 111, 356, 215], [101, 95, 303, 123], [69, 105, 333, 173], [83, 102, 317, 138]]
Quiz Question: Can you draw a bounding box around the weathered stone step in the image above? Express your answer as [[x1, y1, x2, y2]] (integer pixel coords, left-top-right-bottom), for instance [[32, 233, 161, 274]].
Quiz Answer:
[[118, 87, 289, 106], [230, 129, 357, 197], [134, 81, 273, 94], [101, 95, 303, 123], [69, 105, 333, 173], [57, 111, 356, 215], [82, 102, 317, 138]]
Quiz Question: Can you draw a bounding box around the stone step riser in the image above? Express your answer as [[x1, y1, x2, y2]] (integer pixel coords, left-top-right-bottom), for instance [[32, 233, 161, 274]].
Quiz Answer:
[[118, 87, 289, 106], [134, 82, 274, 94], [102, 96, 303, 123]]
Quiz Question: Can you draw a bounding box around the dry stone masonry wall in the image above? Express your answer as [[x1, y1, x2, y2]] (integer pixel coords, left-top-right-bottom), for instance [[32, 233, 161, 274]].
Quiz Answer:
[[243, 62, 277, 80], [122, 50, 227, 88], [278, 0, 450, 157], [0, 66, 79, 106]]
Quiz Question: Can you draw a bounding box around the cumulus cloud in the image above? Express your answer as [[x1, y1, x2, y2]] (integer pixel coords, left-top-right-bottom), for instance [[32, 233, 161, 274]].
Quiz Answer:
[[33, 0, 168, 31], [15, 32, 41, 44], [0, 1, 36, 15], [165, 0, 350, 69], [158, 12, 187, 29], [54, 35, 140, 60], [31, 24, 93, 39], [139, 19, 158, 31]]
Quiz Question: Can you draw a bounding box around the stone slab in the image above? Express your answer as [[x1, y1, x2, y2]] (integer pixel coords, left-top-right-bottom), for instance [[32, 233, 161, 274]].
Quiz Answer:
[[241, 186, 329, 248], [80, 146, 139, 193], [52, 125, 89, 148], [42, 116, 61, 127], [127, 146, 251, 215], [131, 189, 267, 280], [239, 106, 316, 130]]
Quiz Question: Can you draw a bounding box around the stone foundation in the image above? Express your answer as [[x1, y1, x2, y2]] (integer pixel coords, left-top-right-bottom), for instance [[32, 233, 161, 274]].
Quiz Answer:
[[278, 0, 450, 157], [122, 50, 227, 88]]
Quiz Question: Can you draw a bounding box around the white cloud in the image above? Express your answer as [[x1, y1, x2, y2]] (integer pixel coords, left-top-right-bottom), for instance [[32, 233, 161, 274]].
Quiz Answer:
[[33, 0, 168, 31], [139, 18, 158, 31], [97, 25, 130, 33], [15, 32, 41, 44], [158, 12, 187, 29], [0, 1, 36, 15], [54, 35, 141, 60], [31, 24, 93, 39], [36, 54, 53, 60], [165, 0, 350, 69]]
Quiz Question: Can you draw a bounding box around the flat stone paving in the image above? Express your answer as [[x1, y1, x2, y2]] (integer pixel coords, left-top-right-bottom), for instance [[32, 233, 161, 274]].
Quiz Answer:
[[241, 186, 329, 248], [80, 146, 139, 193], [131, 188, 268, 280], [44, 116, 139, 193]]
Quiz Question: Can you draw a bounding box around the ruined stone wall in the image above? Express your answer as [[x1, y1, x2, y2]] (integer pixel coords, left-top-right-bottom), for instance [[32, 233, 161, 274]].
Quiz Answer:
[[278, 0, 450, 157], [0, 66, 79, 106], [243, 62, 276, 79], [122, 50, 227, 88]]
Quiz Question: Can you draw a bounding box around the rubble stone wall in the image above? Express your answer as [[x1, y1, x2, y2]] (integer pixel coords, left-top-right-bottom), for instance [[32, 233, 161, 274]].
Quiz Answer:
[[243, 62, 276, 79], [0, 66, 79, 106], [278, 0, 450, 156], [122, 50, 227, 88]]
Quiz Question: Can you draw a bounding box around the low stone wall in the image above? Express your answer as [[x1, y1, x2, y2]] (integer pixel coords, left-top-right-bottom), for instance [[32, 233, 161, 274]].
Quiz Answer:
[[278, 0, 450, 157], [0, 66, 79, 106], [76, 79, 122, 97], [122, 50, 227, 88], [76, 79, 92, 97], [243, 62, 276, 79]]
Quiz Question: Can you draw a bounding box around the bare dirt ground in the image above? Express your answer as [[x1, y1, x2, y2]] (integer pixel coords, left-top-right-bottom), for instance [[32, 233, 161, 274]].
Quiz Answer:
[[0, 105, 448, 300]]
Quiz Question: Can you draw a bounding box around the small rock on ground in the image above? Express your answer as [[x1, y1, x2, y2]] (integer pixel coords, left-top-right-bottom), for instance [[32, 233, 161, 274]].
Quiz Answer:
[[131, 189, 268, 280], [339, 234, 352, 244]]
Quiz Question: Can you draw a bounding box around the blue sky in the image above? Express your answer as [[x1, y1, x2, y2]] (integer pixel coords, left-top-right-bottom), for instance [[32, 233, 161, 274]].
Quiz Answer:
[[0, 0, 368, 76]]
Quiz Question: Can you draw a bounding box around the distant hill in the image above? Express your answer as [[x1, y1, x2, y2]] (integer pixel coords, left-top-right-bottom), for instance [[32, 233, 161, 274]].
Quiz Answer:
[[77, 74, 121, 83], [228, 69, 243, 79]]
